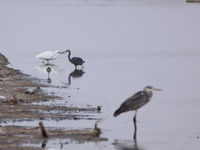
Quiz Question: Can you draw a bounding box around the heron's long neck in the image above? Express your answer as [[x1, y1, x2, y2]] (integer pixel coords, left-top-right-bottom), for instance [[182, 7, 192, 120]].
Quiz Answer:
[[67, 51, 71, 61]]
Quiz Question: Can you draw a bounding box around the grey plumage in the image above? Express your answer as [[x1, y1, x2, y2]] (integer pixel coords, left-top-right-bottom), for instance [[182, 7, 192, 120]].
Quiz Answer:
[[66, 49, 85, 68], [113, 86, 162, 140], [113, 86, 156, 117]]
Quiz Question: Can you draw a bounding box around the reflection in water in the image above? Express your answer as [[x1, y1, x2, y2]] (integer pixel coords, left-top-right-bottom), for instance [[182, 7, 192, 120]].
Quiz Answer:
[[113, 139, 144, 150], [46, 66, 52, 83], [36, 63, 61, 83], [41, 140, 63, 149], [41, 139, 47, 148], [67, 69, 85, 85]]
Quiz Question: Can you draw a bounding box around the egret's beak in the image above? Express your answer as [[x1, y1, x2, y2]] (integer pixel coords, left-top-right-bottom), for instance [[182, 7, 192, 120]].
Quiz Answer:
[[58, 51, 66, 54], [153, 88, 162, 91]]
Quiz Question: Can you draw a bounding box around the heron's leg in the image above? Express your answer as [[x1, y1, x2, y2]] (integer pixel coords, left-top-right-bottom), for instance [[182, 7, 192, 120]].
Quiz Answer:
[[133, 110, 137, 140], [133, 110, 137, 123], [67, 75, 71, 86]]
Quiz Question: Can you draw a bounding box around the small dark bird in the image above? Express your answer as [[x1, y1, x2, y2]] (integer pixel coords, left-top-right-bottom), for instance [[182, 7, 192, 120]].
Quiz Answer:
[[113, 86, 162, 140], [66, 49, 85, 69]]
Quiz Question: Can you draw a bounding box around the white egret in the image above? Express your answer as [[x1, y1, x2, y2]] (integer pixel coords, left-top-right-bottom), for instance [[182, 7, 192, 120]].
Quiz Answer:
[[35, 50, 67, 64]]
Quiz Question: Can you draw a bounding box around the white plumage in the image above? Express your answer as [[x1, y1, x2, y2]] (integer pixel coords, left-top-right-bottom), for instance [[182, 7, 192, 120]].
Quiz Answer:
[[35, 51, 60, 61], [35, 50, 67, 63]]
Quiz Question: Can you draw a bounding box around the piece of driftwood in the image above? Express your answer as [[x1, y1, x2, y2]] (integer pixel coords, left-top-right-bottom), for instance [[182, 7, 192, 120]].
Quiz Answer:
[[0, 125, 107, 141], [39, 122, 48, 138], [0, 124, 107, 149]]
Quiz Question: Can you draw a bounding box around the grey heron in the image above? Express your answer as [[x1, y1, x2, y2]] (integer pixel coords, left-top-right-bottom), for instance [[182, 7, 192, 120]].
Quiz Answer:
[[113, 86, 162, 140], [65, 49, 85, 68]]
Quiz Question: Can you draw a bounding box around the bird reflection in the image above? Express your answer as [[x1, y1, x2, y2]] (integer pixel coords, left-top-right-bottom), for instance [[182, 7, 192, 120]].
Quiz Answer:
[[36, 63, 59, 83], [41, 139, 47, 148], [113, 139, 144, 150], [67, 69, 85, 85], [46, 67, 52, 83]]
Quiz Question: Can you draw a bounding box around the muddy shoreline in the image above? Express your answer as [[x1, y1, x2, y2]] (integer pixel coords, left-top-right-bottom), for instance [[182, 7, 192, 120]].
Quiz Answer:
[[0, 53, 106, 150]]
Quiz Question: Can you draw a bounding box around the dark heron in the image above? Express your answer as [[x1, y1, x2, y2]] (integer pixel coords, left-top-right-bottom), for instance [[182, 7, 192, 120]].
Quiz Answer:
[[113, 86, 162, 140], [66, 49, 85, 69]]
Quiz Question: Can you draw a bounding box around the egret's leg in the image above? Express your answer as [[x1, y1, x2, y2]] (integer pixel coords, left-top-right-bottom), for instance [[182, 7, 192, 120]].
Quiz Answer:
[[133, 110, 137, 140]]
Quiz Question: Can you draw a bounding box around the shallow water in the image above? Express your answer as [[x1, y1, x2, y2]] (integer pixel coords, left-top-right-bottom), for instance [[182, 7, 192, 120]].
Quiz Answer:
[[1, 0, 200, 149]]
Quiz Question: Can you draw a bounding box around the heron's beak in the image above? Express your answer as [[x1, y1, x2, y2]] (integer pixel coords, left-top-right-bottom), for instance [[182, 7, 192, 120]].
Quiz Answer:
[[153, 88, 162, 91]]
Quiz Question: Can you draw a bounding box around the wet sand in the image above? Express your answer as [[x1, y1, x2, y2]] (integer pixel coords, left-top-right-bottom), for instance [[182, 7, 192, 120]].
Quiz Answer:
[[0, 53, 106, 150]]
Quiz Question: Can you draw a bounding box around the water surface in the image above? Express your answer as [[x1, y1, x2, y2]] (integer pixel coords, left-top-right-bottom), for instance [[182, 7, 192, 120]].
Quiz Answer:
[[1, 0, 200, 149]]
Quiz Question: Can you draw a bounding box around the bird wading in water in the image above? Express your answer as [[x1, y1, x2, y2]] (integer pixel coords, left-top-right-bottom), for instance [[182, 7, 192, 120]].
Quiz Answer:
[[113, 86, 162, 140], [35, 50, 67, 64], [65, 49, 85, 69]]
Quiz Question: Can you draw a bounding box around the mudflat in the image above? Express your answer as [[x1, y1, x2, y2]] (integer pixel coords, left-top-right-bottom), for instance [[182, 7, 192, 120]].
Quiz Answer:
[[0, 53, 106, 150]]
